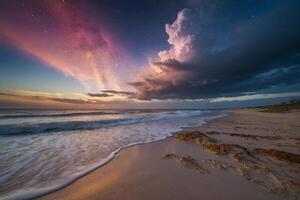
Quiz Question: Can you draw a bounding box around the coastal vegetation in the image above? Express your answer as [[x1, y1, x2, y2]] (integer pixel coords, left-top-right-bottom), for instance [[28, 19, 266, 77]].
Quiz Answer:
[[260, 100, 300, 112]]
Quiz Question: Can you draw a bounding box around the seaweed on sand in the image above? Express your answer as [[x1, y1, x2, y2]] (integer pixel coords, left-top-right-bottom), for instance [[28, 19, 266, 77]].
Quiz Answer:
[[161, 153, 208, 175]]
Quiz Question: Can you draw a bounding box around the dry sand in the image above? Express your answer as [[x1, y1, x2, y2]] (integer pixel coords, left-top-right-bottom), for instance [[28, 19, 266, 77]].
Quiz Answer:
[[41, 108, 300, 200]]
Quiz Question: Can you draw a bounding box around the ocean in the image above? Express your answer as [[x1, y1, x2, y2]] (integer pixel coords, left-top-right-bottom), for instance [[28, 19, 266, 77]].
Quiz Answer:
[[0, 109, 225, 200]]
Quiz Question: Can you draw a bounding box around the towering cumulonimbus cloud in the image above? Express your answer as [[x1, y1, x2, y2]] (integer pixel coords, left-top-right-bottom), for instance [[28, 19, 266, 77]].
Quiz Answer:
[[129, 0, 300, 100], [0, 0, 127, 91], [158, 8, 196, 62], [129, 9, 198, 99]]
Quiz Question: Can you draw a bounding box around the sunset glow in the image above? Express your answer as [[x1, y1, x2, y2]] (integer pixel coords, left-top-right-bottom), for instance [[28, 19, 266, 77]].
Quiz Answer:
[[0, 0, 299, 108], [0, 2, 299, 200], [0, 1, 127, 92]]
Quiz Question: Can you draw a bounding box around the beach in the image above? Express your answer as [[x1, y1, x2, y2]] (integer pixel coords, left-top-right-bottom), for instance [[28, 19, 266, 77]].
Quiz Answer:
[[1, 1, 300, 199], [41, 108, 300, 200]]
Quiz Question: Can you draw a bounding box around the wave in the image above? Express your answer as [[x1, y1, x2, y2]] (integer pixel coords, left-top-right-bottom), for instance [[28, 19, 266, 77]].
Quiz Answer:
[[0, 111, 208, 136], [0, 111, 120, 119]]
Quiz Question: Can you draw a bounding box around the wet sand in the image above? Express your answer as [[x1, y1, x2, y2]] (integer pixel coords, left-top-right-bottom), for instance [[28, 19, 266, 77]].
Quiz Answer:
[[41, 108, 300, 200]]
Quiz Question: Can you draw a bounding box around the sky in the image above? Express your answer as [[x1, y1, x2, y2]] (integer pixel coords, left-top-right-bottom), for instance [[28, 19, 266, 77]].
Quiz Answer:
[[0, 0, 299, 109]]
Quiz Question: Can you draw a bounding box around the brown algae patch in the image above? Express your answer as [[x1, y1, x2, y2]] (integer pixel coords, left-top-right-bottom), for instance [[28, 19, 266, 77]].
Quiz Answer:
[[204, 159, 231, 170], [161, 153, 208, 175], [175, 131, 218, 143], [199, 130, 295, 142], [252, 148, 300, 164], [227, 133, 283, 141], [200, 143, 252, 156], [161, 153, 177, 159], [176, 131, 252, 156], [179, 155, 208, 175]]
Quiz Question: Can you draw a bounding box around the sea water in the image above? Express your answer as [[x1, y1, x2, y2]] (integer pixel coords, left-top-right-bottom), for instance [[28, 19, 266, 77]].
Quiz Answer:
[[0, 109, 225, 200]]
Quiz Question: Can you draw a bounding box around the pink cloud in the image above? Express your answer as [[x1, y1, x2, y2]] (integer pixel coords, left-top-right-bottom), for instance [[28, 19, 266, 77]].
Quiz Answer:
[[158, 8, 196, 62], [0, 0, 128, 91]]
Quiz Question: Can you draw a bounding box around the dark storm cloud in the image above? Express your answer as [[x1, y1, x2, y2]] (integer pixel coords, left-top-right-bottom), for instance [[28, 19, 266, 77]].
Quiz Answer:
[[102, 90, 137, 98], [47, 98, 91, 104], [87, 93, 113, 97], [152, 59, 192, 71], [0, 93, 18, 96], [86, 90, 137, 99], [130, 0, 300, 100]]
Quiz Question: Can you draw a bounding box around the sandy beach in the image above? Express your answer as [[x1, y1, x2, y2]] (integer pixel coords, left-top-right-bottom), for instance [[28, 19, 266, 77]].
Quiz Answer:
[[1, 1, 300, 199], [41, 108, 300, 200]]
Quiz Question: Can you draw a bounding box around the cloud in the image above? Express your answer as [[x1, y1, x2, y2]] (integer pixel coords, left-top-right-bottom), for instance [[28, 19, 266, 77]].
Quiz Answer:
[[129, 0, 300, 100], [0, 93, 18, 97], [101, 90, 136, 98], [85, 90, 137, 99], [47, 97, 91, 104], [158, 8, 196, 62], [210, 92, 300, 102], [0, 0, 128, 91], [87, 93, 113, 98]]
